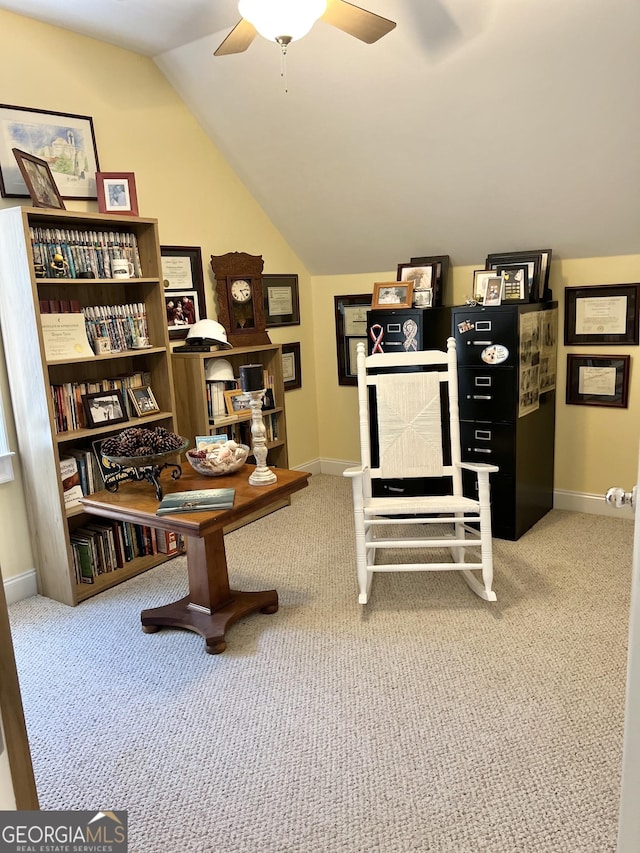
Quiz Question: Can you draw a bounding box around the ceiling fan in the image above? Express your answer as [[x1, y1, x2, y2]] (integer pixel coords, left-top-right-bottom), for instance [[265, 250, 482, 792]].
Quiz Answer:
[[214, 0, 397, 56]]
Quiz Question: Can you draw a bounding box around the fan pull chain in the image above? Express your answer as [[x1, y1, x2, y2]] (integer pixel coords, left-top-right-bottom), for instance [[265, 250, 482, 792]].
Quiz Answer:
[[277, 36, 291, 94]]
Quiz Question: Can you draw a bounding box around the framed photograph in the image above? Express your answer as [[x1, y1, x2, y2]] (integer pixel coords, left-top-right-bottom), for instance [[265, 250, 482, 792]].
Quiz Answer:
[[0, 104, 99, 199], [334, 294, 371, 386], [96, 171, 139, 216], [282, 342, 302, 390], [127, 385, 160, 417], [160, 246, 206, 340], [224, 389, 251, 415], [11, 148, 65, 209], [397, 262, 437, 309], [263, 274, 300, 327], [82, 390, 128, 428], [483, 276, 505, 306], [372, 281, 413, 310], [496, 263, 529, 301], [564, 283, 640, 345], [472, 269, 497, 302], [566, 354, 631, 408], [486, 250, 550, 302], [409, 254, 450, 307]]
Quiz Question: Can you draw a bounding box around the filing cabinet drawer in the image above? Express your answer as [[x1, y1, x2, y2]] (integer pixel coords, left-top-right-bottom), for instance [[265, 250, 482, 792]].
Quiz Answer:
[[460, 421, 516, 475], [453, 311, 518, 366], [458, 367, 516, 422]]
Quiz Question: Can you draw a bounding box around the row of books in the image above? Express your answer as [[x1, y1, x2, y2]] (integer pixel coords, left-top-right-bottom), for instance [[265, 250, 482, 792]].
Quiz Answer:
[[71, 521, 183, 584], [51, 370, 151, 433], [82, 303, 149, 353], [30, 226, 143, 279]]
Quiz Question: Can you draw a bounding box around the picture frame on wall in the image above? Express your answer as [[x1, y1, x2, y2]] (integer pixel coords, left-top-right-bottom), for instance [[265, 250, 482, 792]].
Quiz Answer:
[[409, 254, 450, 307], [96, 171, 139, 216], [282, 342, 302, 390], [160, 246, 207, 341], [11, 148, 65, 210], [263, 274, 300, 327], [334, 294, 371, 386], [564, 283, 640, 346], [0, 104, 100, 200], [566, 354, 631, 408]]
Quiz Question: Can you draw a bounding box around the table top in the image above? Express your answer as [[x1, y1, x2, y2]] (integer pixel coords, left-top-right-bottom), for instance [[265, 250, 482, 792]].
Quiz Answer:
[[80, 464, 310, 537]]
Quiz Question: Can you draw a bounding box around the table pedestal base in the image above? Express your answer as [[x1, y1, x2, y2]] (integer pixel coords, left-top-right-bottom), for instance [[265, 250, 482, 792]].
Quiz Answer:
[[141, 589, 278, 654]]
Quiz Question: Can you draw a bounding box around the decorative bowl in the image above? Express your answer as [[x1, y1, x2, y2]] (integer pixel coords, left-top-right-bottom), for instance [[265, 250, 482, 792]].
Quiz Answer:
[[101, 438, 190, 468], [186, 443, 250, 476]]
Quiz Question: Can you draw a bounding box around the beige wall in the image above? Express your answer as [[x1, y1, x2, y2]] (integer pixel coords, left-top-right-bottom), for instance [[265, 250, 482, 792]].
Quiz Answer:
[[312, 256, 640, 496], [0, 10, 320, 581], [0, 10, 637, 585]]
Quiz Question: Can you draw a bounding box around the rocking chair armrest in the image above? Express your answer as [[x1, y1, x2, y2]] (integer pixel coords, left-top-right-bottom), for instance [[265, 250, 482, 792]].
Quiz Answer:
[[456, 461, 499, 475], [343, 465, 367, 479]]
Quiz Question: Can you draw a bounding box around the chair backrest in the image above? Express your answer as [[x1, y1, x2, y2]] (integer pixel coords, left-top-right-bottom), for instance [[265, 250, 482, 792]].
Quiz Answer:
[[356, 337, 463, 494]]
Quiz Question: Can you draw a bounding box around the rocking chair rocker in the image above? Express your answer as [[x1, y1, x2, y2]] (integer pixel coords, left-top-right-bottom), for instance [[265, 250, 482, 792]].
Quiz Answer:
[[344, 337, 498, 604]]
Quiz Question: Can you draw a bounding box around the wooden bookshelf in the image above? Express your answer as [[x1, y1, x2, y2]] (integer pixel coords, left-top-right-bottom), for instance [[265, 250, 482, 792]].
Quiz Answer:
[[172, 344, 289, 528], [0, 206, 179, 605]]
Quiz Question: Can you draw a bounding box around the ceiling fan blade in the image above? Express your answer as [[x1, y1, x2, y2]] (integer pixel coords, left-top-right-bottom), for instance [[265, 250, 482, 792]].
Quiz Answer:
[[214, 18, 257, 56], [321, 0, 396, 44]]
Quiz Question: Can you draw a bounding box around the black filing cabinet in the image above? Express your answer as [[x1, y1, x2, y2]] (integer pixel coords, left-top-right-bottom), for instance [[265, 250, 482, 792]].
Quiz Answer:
[[366, 307, 452, 498], [452, 302, 558, 540]]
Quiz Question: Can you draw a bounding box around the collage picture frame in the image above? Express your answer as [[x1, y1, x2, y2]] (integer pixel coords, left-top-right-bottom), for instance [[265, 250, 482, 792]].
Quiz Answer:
[[161, 245, 207, 341], [334, 294, 371, 386]]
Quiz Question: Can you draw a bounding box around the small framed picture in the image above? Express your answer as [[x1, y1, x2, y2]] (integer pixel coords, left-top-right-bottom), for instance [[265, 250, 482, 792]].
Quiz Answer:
[[397, 262, 437, 309], [372, 281, 413, 310], [224, 389, 251, 415], [408, 254, 450, 306], [82, 390, 128, 428], [282, 341, 302, 390], [482, 276, 505, 306], [96, 171, 139, 216], [472, 269, 496, 302], [12, 148, 65, 209], [496, 263, 529, 301], [127, 385, 160, 417], [263, 274, 300, 327], [566, 354, 631, 408]]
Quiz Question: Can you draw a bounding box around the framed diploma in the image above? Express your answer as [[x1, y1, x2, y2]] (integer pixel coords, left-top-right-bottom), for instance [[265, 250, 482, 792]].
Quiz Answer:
[[160, 246, 207, 340], [281, 341, 301, 390], [564, 283, 640, 345], [566, 354, 631, 408], [263, 274, 300, 327], [334, 294, 371, 386]]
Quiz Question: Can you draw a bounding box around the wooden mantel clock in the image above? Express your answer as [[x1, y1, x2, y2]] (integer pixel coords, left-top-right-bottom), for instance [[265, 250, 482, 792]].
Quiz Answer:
[[211, 251, 271, 347]]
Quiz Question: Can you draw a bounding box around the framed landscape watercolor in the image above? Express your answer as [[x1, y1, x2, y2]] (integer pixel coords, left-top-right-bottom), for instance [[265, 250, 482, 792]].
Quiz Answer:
[[0, 104, 99, 200]]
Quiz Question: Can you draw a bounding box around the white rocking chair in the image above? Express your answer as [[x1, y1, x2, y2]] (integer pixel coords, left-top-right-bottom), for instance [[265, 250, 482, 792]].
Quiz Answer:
[[344, 337, 499, 605]]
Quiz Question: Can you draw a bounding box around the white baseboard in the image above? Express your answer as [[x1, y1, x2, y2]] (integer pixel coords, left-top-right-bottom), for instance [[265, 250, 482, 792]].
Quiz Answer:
[[3, 568, 38, 605], [319, 459, 356, 477], [553, 488, 633, 520], [293, 458, 322, 476]]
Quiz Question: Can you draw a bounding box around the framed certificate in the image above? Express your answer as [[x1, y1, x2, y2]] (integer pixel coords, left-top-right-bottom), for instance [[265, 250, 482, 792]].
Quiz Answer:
[[566, 354, 631, 407], [564, 283, 640, 345], [334, 294, 371, 386]]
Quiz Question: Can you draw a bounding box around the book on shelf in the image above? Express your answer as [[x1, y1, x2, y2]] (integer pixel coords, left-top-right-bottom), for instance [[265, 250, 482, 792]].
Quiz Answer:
[[156, 488, 235, 516], [59, 456, 84, 508], [29, 225, 142, 279]]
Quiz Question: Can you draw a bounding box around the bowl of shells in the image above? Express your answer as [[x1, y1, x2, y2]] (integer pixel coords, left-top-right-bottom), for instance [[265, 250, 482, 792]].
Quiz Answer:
[[186, 440, 250, 477]]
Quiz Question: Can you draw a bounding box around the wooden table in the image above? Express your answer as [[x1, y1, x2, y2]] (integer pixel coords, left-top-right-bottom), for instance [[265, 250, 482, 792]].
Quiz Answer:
[[80, 465, 310, 654]]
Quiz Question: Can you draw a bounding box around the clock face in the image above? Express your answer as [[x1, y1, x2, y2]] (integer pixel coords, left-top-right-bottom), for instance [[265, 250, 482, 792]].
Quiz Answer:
[[231, 279, 252, 304]]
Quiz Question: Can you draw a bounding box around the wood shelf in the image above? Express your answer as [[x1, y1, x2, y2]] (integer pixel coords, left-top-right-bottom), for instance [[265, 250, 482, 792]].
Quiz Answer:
[[0, 206, 178, 605]]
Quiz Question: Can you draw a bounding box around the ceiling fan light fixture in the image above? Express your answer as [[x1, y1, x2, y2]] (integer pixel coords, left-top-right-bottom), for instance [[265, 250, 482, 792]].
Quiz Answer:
[[238, 0, 327, 43]]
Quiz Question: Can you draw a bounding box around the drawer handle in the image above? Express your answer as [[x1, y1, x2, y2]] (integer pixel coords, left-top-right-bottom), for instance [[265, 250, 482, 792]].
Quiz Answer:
[[469, 340, 493, 346], [467, 394, 492, 400], [470, 448, 492, 454], [388, 486, 404, 493]]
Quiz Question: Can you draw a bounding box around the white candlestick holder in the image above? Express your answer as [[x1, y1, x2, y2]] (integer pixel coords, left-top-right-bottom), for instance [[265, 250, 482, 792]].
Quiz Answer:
[[247, 389, 277, 486]]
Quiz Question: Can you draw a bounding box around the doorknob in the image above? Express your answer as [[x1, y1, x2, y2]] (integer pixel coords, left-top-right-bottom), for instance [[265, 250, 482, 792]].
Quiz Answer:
[[605, 486, 636, 508]]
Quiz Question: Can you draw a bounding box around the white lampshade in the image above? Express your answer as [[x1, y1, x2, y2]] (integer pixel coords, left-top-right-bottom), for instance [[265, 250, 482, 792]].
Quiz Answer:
[[239, 0, 327, 42]]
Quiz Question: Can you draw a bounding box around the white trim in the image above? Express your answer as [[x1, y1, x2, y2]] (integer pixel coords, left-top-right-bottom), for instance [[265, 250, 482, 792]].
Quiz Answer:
[[293, 457, 322, 476], [321, 458, 358, 477], [553, 488, 634, 520], [3, 568, 38, 605], [0, 451, 15, 484]]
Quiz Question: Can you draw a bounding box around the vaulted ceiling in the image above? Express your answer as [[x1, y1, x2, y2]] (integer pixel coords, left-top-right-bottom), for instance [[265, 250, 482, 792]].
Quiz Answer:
[[1, 0, 638, 275]]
